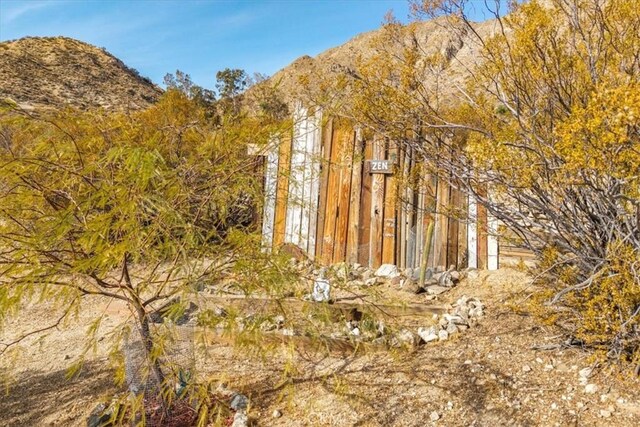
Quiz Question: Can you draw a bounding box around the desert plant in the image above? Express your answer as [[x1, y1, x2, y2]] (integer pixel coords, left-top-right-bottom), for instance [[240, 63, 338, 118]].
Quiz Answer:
[[329, 0, 640, 366]]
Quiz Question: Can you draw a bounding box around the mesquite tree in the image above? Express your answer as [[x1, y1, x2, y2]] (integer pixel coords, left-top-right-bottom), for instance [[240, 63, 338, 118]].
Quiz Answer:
[[0, 87, 290, 420]]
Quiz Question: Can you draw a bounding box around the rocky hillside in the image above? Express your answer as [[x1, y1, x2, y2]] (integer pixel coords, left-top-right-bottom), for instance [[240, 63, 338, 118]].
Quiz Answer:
[[259, 16, 498, 107], [0, 36, 162, 111]]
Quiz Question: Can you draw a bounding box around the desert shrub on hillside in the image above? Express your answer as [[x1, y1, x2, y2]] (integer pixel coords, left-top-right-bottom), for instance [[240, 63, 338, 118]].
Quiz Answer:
[[336, 0, 640, 368]]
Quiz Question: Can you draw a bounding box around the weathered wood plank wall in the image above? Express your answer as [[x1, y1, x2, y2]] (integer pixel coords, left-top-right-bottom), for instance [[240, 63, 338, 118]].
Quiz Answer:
[[261, 112, 528, 270]]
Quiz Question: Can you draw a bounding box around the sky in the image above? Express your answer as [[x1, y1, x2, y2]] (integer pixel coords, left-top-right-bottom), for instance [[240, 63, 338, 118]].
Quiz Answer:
[[0, 0, 501, 89]]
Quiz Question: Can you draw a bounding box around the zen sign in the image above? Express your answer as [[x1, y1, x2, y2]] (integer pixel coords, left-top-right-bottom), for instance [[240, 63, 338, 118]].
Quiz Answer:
[[366, 160, 395, 174]]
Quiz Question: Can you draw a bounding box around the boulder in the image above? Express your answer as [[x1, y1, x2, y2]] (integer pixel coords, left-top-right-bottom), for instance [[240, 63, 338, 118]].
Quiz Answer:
[[417, 326, 439, 343], [374, 264, 400, 278]]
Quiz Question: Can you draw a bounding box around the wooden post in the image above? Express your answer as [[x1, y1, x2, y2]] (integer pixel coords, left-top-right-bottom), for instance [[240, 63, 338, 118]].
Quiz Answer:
[[382, 141, 398, 265], [369, 136, 385, 268], [273, 134, 292, 248], [346, 128, 364, 264], [315, 118, 334, 261]]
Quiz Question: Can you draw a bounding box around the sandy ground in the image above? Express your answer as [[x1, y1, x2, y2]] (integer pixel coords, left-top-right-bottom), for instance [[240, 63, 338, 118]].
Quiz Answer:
[[2, 268, 640, 426]]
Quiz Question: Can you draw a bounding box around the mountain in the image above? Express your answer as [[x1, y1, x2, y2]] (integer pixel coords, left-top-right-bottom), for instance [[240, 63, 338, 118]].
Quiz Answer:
[[260, 16, 499, 108], [0, 36, 162, 111]]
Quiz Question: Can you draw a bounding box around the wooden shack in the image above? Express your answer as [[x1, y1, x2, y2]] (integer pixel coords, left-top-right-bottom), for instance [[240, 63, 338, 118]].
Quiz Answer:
[[259, 105, 524, 270]]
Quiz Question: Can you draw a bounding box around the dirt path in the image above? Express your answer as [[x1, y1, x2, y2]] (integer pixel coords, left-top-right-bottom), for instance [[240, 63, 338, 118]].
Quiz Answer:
[[1, 269, 639, 426]]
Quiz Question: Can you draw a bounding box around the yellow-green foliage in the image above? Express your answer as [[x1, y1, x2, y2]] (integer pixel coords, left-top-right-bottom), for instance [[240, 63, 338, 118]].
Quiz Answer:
[[341, 0, 640, 367]]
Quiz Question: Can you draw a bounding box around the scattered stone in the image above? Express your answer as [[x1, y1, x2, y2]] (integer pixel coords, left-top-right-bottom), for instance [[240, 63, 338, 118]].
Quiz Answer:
[[403, 267, 413, 278], [401, 278, 422, 294], [585, 384, 598, 394], [374, 264, 400, 278], [389, 276, 402, 286], [272, 409, 282, 418], [523, 365, 532, 373], [391, 329, 417, 347], [365, 277, 380, 286], [418, 326, 439, 343], [281, 328, 295, 336], [446, 322, 458, 335], [426, 285, 449, 295], [438, 329, 449, 341], [350, 327, 361, 336], [232, 410, 248, 427], [312, 271, 331, 302], [430, 411, 440, 421], [439, 271, 455, 287], [230, 393, 249, 411], [599, 409, 612, 418]]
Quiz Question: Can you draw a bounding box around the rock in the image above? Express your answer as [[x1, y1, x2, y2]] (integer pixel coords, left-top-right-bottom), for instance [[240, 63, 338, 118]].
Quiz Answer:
[[389, 276, 402, 286], [437, 271, 454, 287], [232, 410, 249, 427], [230, 393, 249, 411], [374, 264, 399, 278], [391, 329, 417, 347], [353, 263, 362, 270], [438, 329, 449, 341], [86, 403, 111, 427], [281, 328, 295, 336], [443, 314, 467, 325], [272, 409, 282, 418], [361, 269, 373, 281], [430, 411, 440, 421], [411, 267, 433, 281], [401, 278, 422, 294], [312, 277, 331, 302], [469, 307, 484, 318], [522, 365, 532, 373], [599, 409, 612, 418], [333, 263, 350, 280], [467, 269, 480, 279], [350, 327, 361, 336], [446, 322, 458, 335], [417, 326, 439, 343], [450, 271, 461, 282], [585, 384, 598, 394], [403, 267, 413, 278], [365, 277, 380, 286], [425, 285, 449, 295]]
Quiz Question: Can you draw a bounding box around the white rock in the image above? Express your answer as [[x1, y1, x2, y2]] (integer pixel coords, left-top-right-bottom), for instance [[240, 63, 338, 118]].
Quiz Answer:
[[312, 278, 331, 302], [579, 367, 593, 379], [430, 411, 440, 421], [350, 327, 360, 336], [522, 365, 532, 373], [272, 409, 282, 418], [438, 329, 449, 341], [232, 410, 248, 427], [417, 326, 439, 343], [585, 383, 598, 394], [599, 409, 612, 418], [374, 264, 399, 278], [446, 322, 458, 335]]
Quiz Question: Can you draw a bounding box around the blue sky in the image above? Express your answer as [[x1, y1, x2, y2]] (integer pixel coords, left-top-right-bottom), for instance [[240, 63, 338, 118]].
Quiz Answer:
[[0, 1, 500, 89]]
